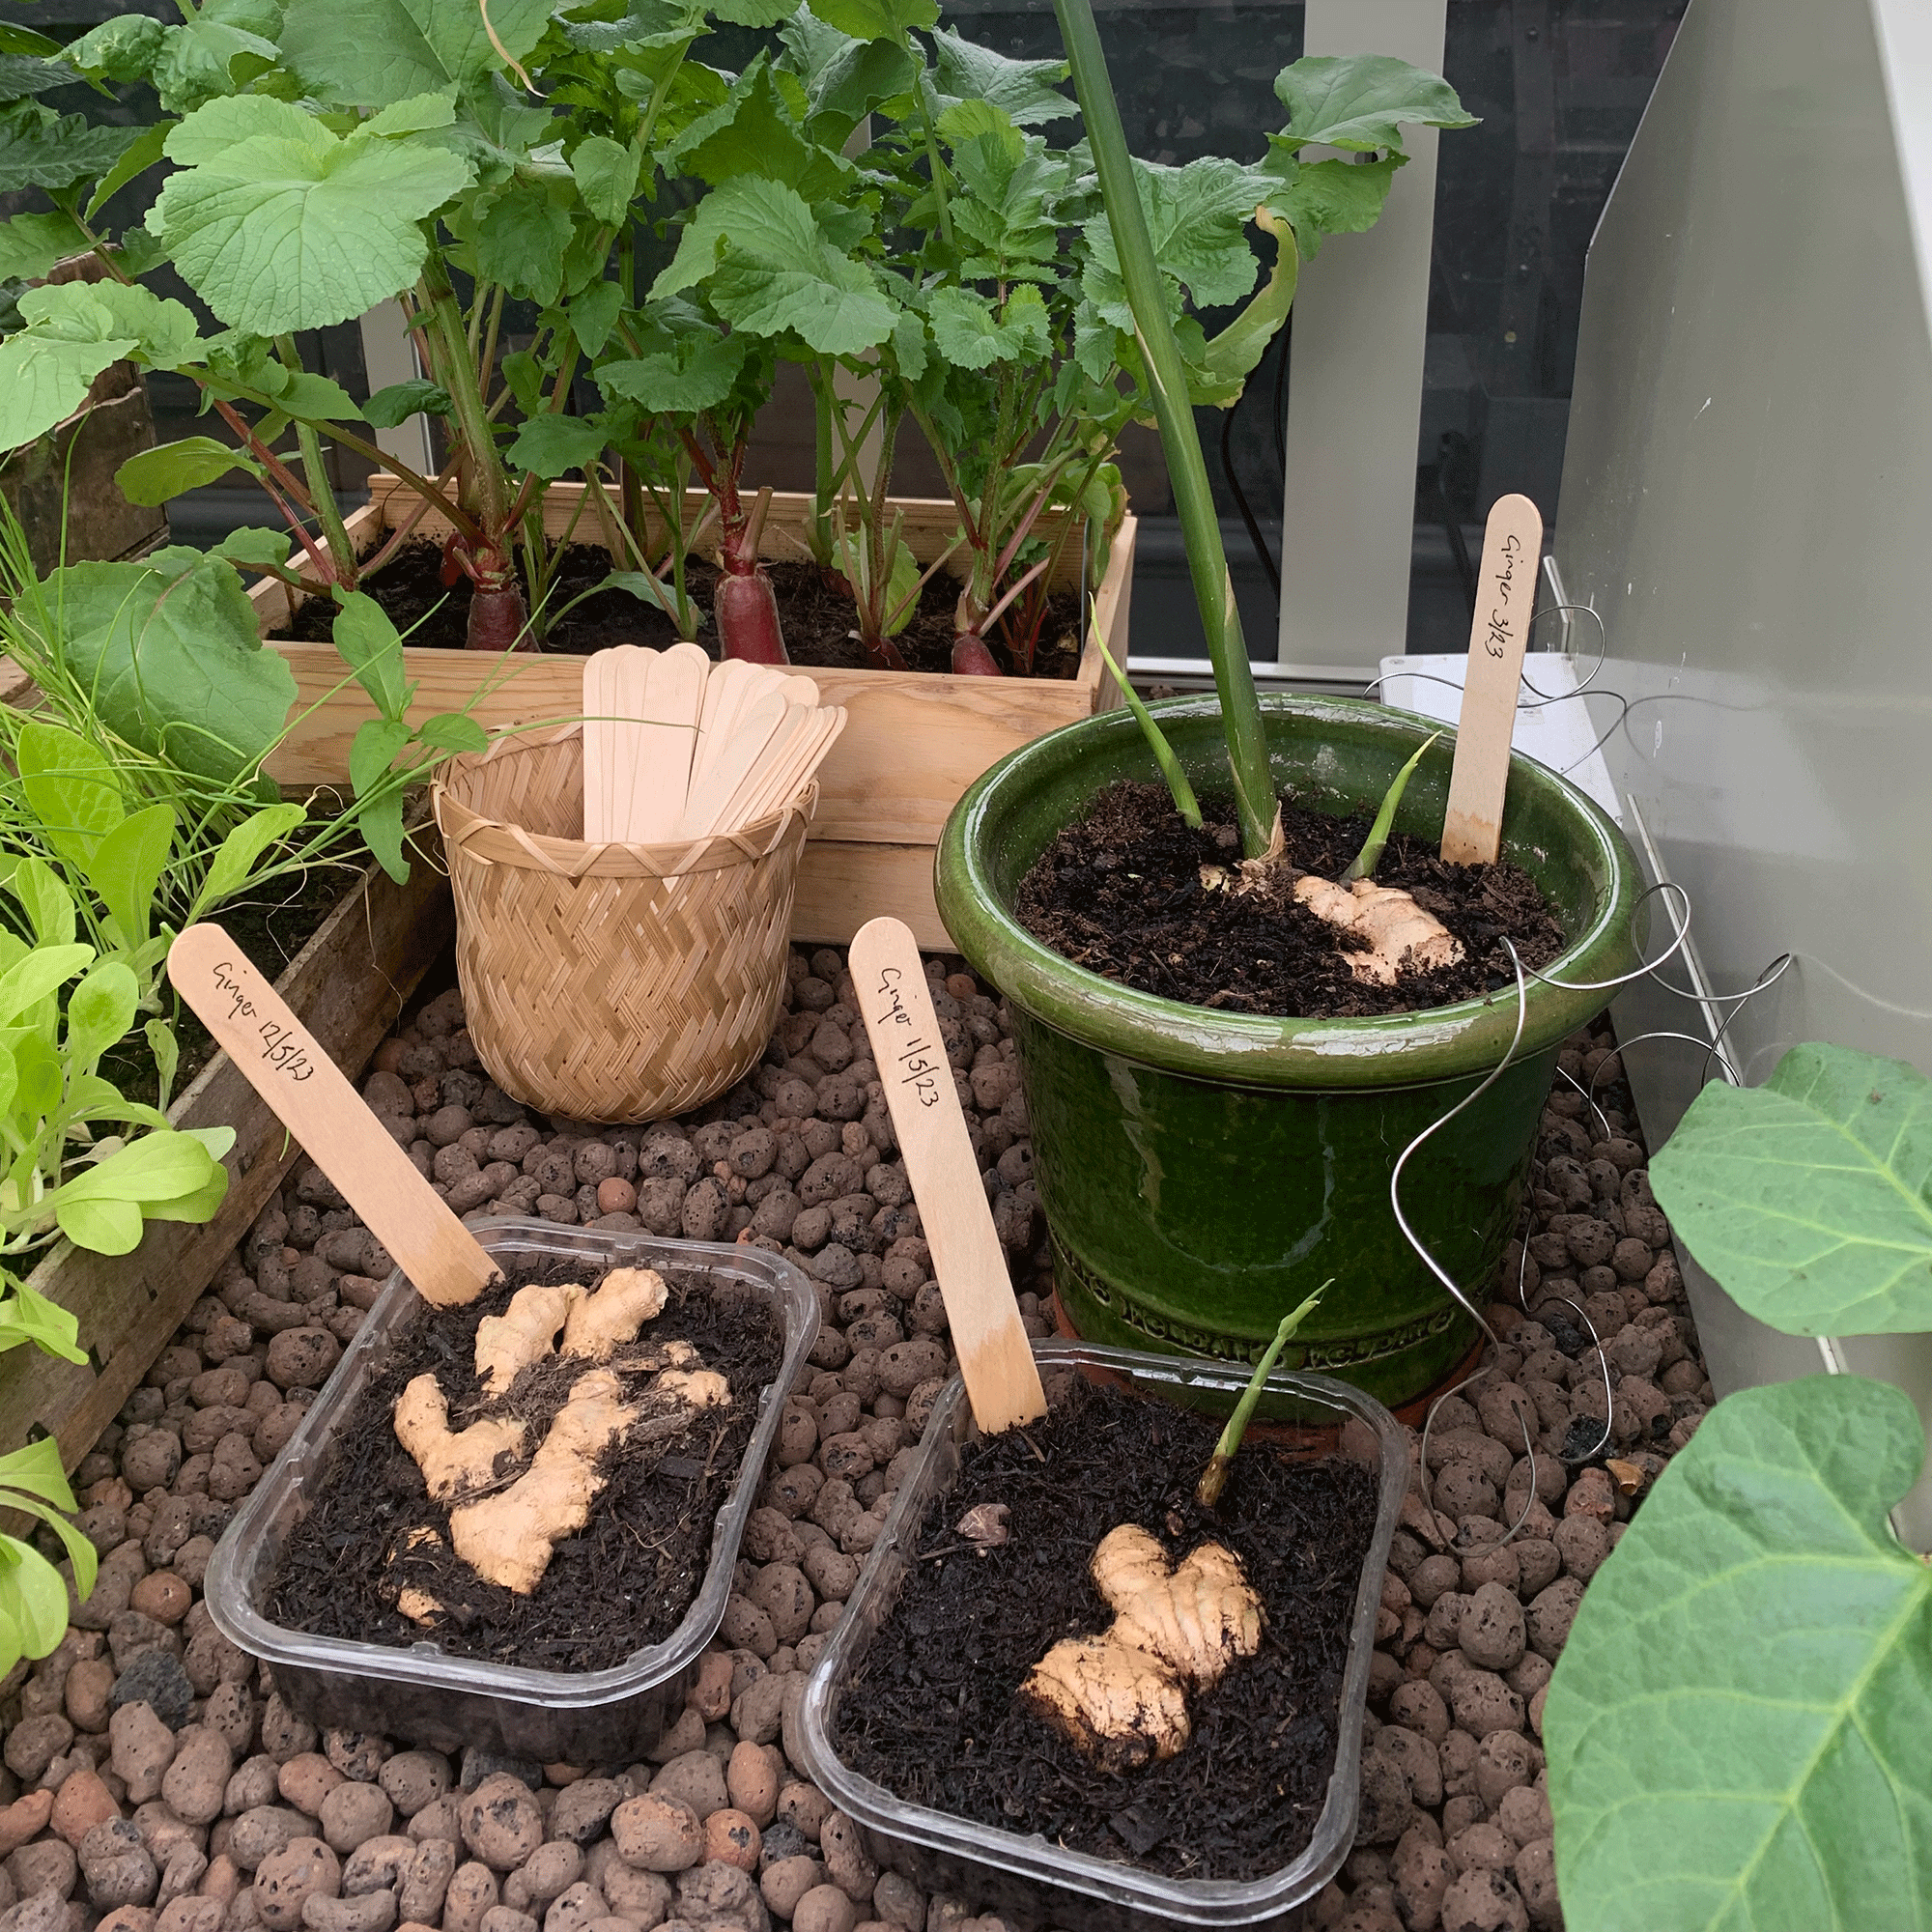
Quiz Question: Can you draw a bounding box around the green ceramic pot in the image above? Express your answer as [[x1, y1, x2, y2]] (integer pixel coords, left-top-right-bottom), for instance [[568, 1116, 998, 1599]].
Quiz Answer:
[[934, 695, 1642, 1407]]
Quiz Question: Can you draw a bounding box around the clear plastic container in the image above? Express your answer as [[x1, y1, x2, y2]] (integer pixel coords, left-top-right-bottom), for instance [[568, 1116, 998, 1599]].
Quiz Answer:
[[205, 1219, 818, 1763], [794, 1342, 1407, 1932]]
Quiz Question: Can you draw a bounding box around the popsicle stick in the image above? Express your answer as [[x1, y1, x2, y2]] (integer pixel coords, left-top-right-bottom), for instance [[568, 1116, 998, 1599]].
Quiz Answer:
[[692, 659, 757, 788], [1441, 494, 1545, 866], [580, 649, 621, 843], [674, 687, 788, 838], [850, 918, 1045, 1435], [622, 640, 708, 842], [167, 924, 497, 1309]]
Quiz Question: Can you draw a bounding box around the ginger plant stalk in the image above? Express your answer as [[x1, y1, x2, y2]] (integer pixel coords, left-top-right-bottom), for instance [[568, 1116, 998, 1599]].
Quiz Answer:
[[1053, 0, 1275, 858], [1197, 1286, 1326, 1507]]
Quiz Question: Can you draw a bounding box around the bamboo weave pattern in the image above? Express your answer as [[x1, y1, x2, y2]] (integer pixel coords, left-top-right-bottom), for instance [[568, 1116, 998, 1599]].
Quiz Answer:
[[434, 725, 813, 1123]]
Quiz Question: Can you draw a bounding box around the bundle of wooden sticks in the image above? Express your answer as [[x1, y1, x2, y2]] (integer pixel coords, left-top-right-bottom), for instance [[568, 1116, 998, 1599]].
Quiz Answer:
[[580, 642, 846, 844]]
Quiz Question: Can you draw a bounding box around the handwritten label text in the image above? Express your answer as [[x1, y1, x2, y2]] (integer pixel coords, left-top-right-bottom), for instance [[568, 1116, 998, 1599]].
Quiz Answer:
[[867, 965, 942, 1110]]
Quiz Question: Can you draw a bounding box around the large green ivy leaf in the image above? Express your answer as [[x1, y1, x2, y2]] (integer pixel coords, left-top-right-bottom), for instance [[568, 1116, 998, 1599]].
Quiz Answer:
[[653, 175, 892, 354], [45, 552, 297, 786], [1650, 1043, 1932, 1336], [0, 115, 143, 196], [805, 0, 935, 41], [155, 96, 473, 333], [278, 0, 554, 107], [929, 28, 1072, 127], [1274, 53, 1476, 155], [1546, 1375, 1932, 1932]]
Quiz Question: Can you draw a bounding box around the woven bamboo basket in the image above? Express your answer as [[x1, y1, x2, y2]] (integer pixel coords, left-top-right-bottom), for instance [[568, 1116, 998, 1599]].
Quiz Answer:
[[433, 724, 815, 1123]]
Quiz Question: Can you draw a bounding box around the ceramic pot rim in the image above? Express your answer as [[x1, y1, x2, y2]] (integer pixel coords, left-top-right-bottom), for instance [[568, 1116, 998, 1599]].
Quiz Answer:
[[935, 694, 1642, 1092]]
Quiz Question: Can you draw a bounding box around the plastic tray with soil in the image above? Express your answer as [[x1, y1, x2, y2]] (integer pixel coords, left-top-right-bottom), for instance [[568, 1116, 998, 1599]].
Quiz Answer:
[[795, 1342, 1407, 1932], [1015, 780, 1569, 1022], [273, 540, 1086, 680], [204, 1223, 818, 1763]]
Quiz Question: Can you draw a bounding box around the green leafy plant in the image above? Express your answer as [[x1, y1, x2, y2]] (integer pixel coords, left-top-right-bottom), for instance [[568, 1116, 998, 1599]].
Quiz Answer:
[[1544, 1041, 1932, 1932], [0, 1267, 98, 1679], [1053, 0, 1472, 853], [1343, 730, 1440, 883], [1196, 1285, 1324, 1506], [0, 904, 233, 1259]]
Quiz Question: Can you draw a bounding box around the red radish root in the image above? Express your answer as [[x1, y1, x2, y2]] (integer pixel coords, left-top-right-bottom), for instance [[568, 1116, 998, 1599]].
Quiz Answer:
[[951, 633, 1003, 676], [715, 569, 788, 664]]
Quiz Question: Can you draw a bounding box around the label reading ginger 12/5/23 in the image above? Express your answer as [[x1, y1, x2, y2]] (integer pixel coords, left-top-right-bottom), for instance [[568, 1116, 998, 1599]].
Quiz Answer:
[[867, 963, 943, 1110], [210, 958, 316, 1082]]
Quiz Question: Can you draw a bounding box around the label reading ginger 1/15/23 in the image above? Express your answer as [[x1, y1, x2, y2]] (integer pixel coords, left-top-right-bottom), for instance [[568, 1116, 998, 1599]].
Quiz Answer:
[[867, 963, 943, 1110]]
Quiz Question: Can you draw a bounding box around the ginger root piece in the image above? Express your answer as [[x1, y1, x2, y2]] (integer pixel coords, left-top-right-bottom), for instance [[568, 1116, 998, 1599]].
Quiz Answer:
[[1096, 1526, 1264, 1688], [397, 1587, 442, 1626], [1292, 874, 1463, 986], [1019, 1526, 1264, 1768], [653, 1368, 729, 1411], [1023, 1634, 1191, 1773], [393, 1374, 526, 1502], [474, 1282, 584, 1394], [450, 1368, 639, 1594], [561, 1266, 668, 1362]]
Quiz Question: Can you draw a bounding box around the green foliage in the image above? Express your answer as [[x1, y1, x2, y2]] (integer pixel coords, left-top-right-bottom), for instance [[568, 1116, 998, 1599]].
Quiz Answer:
[[153, 96, 474, 334], [1547, 1376, 1932, 1932], [1650, 1043, 1932, 1335], [0, 1435, 99, 1684], [1343, 731, 1440, 883], [1273, 55, 1477, 153], [277, 0, 554, 107], [0, 902, 234, 1261], [1546, 1039, 1932, 1931], [45, 549, 299, 788]]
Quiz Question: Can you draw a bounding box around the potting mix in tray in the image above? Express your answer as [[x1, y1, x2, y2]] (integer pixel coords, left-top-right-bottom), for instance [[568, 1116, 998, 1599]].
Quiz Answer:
[[831, 1372, 1379, 1884], [262, 1264, 784, 1671]]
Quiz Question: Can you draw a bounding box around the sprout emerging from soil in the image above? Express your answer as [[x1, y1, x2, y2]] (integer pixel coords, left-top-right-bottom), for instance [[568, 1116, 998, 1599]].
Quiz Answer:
[[1020, 1525, 1264, 1770], [1091, 604, 1202, 831], [1344, 732, 1441, 883], [1197, 1287, 1326, 1509]]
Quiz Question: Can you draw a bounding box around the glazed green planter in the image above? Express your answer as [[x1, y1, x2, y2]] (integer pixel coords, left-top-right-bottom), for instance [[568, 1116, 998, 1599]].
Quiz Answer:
[[935, 696, 1642, 1407]]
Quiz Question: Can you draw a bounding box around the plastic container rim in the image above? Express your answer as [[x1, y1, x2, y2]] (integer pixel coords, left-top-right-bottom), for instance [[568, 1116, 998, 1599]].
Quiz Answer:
[[794, 1338, 1409, 1926], [203, 1218, 819, 1713]]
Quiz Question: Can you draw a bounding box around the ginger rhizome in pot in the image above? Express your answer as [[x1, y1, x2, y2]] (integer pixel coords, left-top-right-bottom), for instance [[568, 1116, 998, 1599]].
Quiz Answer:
[[1020, 1524, 1264, 1771], [388, 1266, 728, 1599]]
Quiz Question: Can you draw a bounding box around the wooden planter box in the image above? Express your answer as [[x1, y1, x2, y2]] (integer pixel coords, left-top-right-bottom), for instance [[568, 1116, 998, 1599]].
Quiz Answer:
[[250, 479, 1133, 949], [0, 849, 453, 1469]]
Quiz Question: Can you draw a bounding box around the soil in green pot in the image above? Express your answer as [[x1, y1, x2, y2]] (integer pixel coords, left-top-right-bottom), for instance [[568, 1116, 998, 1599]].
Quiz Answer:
[[262, 1258, 783, 1672], [832, 1373, 1378, 1883], [1015, 781, 1566, 1020], [277, 539, 1086, 678]]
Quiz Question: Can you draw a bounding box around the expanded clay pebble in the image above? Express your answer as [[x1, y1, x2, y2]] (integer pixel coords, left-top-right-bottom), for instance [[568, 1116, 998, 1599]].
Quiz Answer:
[[0, 979, 1696, 1932]]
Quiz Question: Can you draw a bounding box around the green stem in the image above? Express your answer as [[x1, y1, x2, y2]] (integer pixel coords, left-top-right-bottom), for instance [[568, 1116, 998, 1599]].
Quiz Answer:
[[912, 69, 956, 256], [1344, 731, 1441, 882], [1052, 0, 1274, 858], [273, 335, 356, 582], [1091, 613, 1200, 828], [417, 261, 511, 545], [808, 361, 837, 568], [1196, 1286, 1327, 1507]]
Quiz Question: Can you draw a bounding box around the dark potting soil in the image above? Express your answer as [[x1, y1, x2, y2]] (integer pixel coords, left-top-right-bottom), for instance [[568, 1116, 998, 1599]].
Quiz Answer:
[[833, 1375, 1379, 1884], [1015, 781, 1568, 1021], [275, 539, 1083, 679], [263, 1259, 785, 1673]]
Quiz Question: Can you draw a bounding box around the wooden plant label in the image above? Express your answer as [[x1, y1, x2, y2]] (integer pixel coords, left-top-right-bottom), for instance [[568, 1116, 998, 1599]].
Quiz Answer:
[[167, 924, 497, 1308], [849, 918, 1046, 1435], [1441, 493, 1545, 866]]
